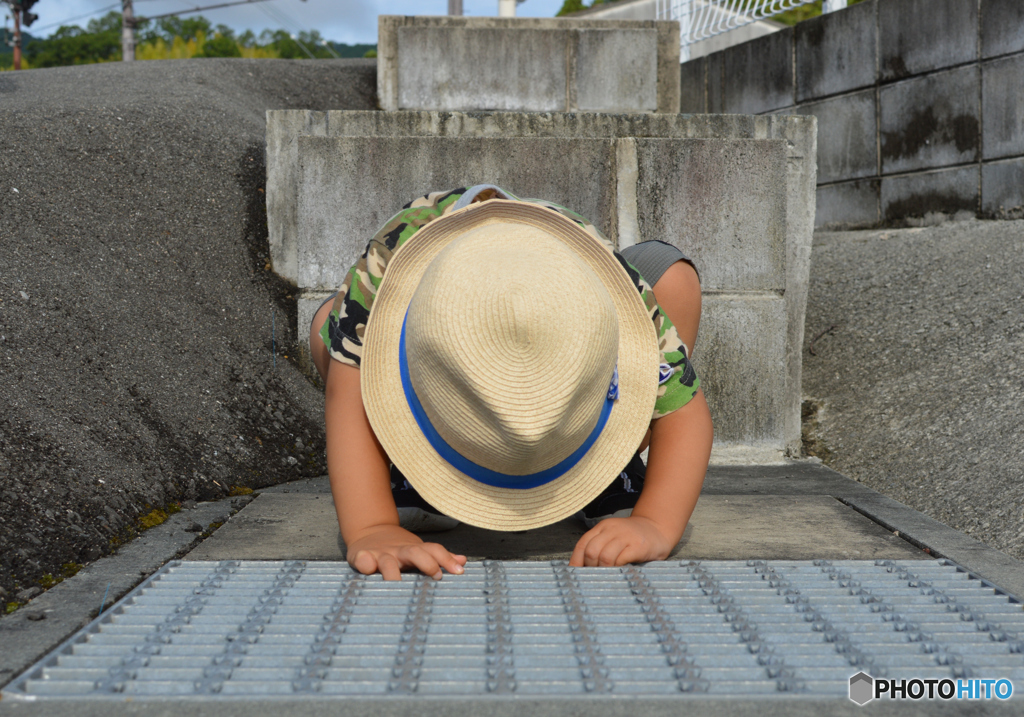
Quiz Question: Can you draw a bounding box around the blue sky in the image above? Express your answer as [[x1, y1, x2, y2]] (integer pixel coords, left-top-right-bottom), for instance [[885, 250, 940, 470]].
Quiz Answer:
[[21, 0, 568, 44]]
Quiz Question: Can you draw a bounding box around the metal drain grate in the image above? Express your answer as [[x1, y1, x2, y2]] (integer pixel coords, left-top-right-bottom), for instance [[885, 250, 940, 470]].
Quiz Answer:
[[5, 559, 1024, 700]]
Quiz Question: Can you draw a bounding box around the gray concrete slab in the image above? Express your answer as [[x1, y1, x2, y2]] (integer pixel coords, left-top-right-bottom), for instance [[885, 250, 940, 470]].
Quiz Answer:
[[982, 0, 1024, 59], [0, 499, 240, 689], [982, 54, 1024, 161], [703, 463, 1024, 601], [634, 139, 787, 292], [395, 26, 572, 113], [186, 474, 925, 564], [295, 134, 618, 291], [575, 29, 659, 112], [797, 90, 877, 184], [290, 124, 811, 457], [982, 157, 1024, 219], [678, 56, 706, 114], [718, 27, 795, 114], [377, 16, 680, 114], [815, 179, 880, 229], [690, 294, 787, 447], [795, 0, 876, 103], [880, 65, 980, 176], [880, 165, 979, 224], [879, 0, 978, 81]]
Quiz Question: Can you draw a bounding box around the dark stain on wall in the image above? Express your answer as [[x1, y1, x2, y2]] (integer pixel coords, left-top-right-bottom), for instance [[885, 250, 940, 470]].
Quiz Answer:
[[881, 108, 979, 162], [884, 190, 976, 223]]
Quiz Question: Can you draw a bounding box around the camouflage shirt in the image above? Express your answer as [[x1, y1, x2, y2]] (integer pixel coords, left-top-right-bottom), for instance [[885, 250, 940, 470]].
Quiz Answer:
[[320, 187, 700, 419]]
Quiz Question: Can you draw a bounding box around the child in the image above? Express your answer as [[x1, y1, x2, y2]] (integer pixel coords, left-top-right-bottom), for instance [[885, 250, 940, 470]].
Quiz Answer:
[[309, 185, 712, 580]]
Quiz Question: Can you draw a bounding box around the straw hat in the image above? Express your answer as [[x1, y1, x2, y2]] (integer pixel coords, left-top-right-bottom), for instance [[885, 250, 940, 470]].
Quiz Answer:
[[361, 199, 659, 531]]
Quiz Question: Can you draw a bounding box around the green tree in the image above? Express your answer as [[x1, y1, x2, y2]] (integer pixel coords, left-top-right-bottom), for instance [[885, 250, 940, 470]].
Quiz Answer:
[[200, 34, 242, 57], [25, 13, 122, 67], [556, 0, 588, 15], [156, 16, 213, 43]]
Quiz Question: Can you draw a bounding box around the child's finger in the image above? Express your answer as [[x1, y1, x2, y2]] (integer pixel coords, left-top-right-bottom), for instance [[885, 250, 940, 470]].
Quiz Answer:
[[400, 546, 444, 580], [421, 543, 466, 575], [570, 527, 603, 566], [597, 538, 628, 567], [377, 553, 404, 581], [351, 549, 380, 577], [581, 531, 615, 567]]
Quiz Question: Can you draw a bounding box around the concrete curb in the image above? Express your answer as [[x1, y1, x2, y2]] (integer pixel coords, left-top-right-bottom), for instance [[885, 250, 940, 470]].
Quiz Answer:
[[0, 499, 244, 689], [703, 463, 1024, 601]]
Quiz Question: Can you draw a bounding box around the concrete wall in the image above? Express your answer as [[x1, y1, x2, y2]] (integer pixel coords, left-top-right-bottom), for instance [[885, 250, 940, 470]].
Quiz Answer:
[[377, 16, 680, 114], [680, 0, 1024, 227], [267, 111, 816, 461]]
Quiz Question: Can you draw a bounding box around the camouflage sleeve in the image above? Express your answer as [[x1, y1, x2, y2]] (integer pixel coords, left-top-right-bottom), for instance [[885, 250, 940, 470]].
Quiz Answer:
[[318, 188, 467, 368], [614, 254, 700, 420]]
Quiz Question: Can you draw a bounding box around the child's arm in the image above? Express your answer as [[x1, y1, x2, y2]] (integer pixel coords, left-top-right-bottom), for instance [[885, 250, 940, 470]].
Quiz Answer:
[[569, 388, 712, 566], [326, 362, 467, 580]]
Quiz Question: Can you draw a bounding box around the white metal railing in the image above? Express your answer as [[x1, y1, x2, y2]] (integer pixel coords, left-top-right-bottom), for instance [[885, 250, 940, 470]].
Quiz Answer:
[[657, 0, 847, 60]]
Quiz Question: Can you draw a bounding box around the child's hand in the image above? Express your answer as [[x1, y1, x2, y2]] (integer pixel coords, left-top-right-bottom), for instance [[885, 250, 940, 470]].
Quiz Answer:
[[346, 524, 467, 581], [569, 515, 676, 567]]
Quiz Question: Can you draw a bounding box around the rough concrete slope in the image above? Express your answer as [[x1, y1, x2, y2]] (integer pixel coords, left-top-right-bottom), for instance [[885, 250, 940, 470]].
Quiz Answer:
[[803, 219, 1024, 560], [0, 59, 376, 601]]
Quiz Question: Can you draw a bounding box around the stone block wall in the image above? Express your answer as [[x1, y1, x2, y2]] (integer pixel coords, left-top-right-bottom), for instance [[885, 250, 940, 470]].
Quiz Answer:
[[377, 16, 680, 114], [680, 0, 1024, 227], [267, 111, 816, 460]]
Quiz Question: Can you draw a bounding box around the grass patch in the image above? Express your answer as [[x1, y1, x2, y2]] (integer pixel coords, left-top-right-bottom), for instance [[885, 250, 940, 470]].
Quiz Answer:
[[138, 508, 169, 530], [61, 562, 82, 579], [229, 485, 253, 497], [6, 602, 20, 614], [39, 574, 59, 589]]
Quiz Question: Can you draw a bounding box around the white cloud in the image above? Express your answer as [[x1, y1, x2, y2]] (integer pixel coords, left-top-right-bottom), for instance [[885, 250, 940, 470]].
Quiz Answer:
[[27, 0, 566, 44]]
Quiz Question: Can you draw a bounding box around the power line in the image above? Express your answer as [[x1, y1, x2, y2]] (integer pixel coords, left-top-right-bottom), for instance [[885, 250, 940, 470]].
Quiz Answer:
[[142, 0, 273, 22], [254, 0, 314, 58], [29, 3, 121, 34]]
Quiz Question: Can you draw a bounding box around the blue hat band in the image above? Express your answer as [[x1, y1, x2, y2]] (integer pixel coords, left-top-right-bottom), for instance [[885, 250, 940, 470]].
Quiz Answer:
[[398, 312, 615, 490]]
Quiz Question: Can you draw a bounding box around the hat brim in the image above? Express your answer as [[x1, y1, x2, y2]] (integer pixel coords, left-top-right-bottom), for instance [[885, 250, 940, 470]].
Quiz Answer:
[[361, 200, 659, 531]]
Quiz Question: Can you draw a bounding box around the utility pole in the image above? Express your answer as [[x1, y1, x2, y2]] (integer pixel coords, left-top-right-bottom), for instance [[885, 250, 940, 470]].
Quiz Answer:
[[121, 0, 135, 61], [11, 2, 20, 70], [448, 0, 462, 15], [7, 0, 38, 69], [498, 0, 516, 16]]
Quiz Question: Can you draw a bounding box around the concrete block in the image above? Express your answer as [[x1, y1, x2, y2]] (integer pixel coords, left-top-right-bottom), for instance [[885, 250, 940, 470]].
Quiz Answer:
[[795, 0, 876, 102], [634, 138, 787, 292], [881, 165, 979, 224], [576, 29, 659, 112], [706, 51, 726, 114], [266, 110, 327, 285], [982, 0, 1024, 59], [814, 180, 880, 229], [880, 66, 980, 175], [274, 111, 816, 454], [769, 114, 817, 458], [797, 89, 876, 184], [720, 27, 795, 114], [378, 16, 680, 114], [982, 158, 1024, 219], [396, 26, 571, 113], [679, 57, 706, 114], [982, 54, 1024, 160], [691, 294, 787, 447], [880, 0, 978, 81], [296, 135, 618, 291]]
